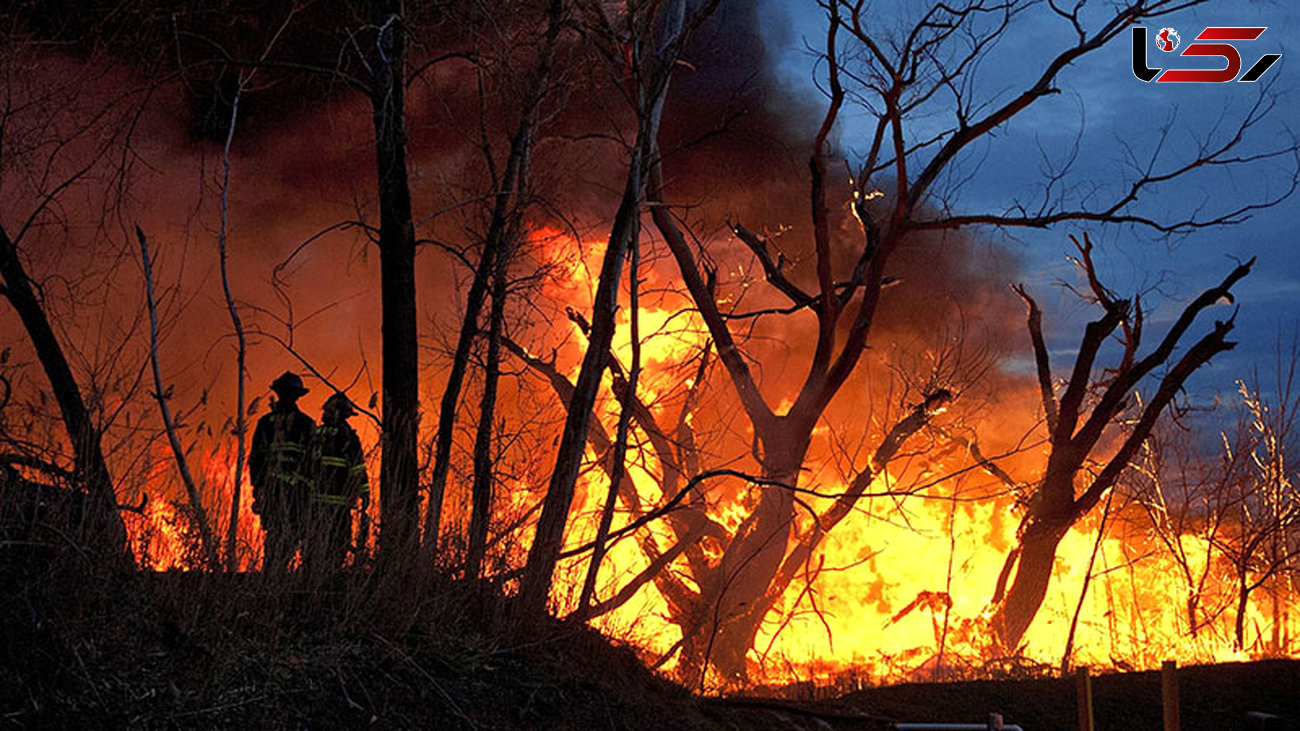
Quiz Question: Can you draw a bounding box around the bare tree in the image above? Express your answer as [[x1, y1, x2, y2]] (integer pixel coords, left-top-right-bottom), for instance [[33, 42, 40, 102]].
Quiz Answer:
[[0, 26, 153, 561], [635, 0, 1294, 682], [993, 236, 1251, 651], [137, 227, 220, 568], [575, 223, 642, 616], [0, 232, 132, 559], [509, 299, 964, 685], [1216, 358, 1300, 651], [423, 0, 570, 575], [1133, 415, 1243, 639], [218, 82, 251, 572], [359, 0, 423, 564]]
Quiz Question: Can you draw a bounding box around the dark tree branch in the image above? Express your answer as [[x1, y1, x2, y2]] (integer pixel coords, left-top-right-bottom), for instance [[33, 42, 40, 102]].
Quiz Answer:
[[729, 223, 813, 306], [1012, 283, 1058, 434]]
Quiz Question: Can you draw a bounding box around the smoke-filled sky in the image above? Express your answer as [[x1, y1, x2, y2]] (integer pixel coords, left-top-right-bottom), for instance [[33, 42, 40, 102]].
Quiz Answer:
[[760, 0, 1300, 406], [2, 0, 1297, 464]]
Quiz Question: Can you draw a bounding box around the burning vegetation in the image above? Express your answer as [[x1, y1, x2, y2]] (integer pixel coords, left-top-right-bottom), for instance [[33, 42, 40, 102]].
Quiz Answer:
[[2, 0, 1299, 713]]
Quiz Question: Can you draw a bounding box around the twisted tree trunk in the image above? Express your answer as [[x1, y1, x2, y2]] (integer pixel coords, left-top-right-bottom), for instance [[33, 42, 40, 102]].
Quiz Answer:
[[992, 247, 1252, 652]]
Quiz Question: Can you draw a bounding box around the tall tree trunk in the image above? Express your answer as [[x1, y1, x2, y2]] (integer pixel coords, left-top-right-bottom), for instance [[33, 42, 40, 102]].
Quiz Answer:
[[994, 519, 1070, 653], [518, 162, 646, 615], [680, 442, 804, 685], [219, 74, 249, 572], [424, 243, 494, 554], [1236, 568, 1250, 651], [990, 464, 1081, 653], [575, 234, 641, 618], [465, 258, 508, 580], [517, 0, 687, 616], [0, 226, 130, 560], [423, 0, 562, 553], [370, 0, 421, 566]]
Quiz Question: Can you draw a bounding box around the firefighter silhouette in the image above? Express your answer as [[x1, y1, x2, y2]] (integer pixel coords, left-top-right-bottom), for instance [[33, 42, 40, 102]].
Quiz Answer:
[[249, 372, 315, 574], [303, 392, 369, 571]]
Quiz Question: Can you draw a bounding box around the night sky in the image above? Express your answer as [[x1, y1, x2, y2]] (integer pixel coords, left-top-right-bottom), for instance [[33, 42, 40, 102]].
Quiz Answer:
[[762, 0, 1299, 410]]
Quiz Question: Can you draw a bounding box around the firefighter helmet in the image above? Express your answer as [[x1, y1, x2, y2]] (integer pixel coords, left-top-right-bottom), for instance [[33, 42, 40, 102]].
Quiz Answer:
[[323, 392, 356, 418], [270, 371, 309, 397]]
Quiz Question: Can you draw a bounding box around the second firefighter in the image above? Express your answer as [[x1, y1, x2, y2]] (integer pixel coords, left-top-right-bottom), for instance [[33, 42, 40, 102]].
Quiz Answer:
[[304, 392, 370, 571]]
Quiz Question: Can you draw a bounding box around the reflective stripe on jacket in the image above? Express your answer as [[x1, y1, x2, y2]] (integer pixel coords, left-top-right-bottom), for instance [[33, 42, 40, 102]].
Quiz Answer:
[[307, 422, 368, 506], [249, 404, 316, 512]]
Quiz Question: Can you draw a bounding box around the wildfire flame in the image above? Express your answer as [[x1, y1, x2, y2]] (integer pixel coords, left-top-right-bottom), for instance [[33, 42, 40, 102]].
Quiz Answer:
[[124, 226, 1297, 690]]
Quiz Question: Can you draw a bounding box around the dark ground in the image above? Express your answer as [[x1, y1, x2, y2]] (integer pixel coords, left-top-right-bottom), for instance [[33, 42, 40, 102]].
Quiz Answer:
[[3, 564, 1297, 730], [792, 659, 1300, 730]]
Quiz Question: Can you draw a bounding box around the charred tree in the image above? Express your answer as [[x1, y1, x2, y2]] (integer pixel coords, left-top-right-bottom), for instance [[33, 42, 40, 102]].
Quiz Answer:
[[640, 1, 976, 684], [366, 0, 422, 566], [991, 237, 1253, 651], [426, 0, 566, 560], [504, 331, 722, 630], [638, 0, 1293, 684], [575, 231, 641, 618], [464, 254, 507, 579]]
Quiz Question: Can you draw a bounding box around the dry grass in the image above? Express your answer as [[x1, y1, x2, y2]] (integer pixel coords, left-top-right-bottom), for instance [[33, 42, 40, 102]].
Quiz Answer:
[[6, 535, 1295, 730], [0, 555, 812, 730]]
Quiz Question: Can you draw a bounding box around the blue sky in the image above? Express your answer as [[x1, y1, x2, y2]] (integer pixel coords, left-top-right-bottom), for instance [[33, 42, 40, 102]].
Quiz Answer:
[[759, 0, 1300, 407]]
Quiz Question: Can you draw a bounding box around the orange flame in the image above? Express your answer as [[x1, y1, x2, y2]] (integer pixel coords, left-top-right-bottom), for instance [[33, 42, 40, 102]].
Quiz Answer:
[[122, 225, 1298, 690]]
